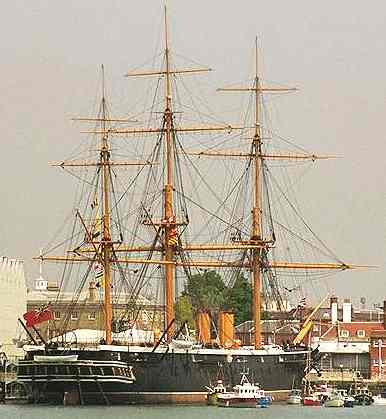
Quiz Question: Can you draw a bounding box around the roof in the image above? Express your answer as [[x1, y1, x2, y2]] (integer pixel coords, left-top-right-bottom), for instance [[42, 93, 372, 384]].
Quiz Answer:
[[369, 329, 386, 338], [321, 322, 385, 341], [315, 340, 369, 354]]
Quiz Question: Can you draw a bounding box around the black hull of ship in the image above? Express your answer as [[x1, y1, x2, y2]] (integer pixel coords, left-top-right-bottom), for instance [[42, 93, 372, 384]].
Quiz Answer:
[[19, 379, 134, 405], [125, 349, 307, 403], [18, 347, 307, 404], [15, 358, 135, 405]]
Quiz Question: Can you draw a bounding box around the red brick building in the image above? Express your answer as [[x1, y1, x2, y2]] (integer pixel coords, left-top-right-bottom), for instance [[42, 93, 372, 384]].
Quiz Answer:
[[369, 330, 386, 379]]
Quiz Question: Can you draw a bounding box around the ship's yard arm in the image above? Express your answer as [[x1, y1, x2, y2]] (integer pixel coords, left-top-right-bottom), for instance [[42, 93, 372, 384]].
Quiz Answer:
[[36, 256, 367, 270]]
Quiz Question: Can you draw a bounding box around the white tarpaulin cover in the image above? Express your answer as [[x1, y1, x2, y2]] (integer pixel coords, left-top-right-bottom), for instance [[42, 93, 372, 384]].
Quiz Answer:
[[50, 328, 154, 344]]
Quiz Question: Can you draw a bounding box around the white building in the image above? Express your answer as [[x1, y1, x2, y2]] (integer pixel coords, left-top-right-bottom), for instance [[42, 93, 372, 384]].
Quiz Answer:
[[0, 257, 26, 358]]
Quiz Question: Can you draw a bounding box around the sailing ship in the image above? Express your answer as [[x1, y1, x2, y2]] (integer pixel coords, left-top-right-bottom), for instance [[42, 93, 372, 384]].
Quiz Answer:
[[15, 7, 360, 404]]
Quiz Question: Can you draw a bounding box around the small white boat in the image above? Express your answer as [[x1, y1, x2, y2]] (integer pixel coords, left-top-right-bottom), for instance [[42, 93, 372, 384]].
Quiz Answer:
[[303, 394, 322, 406], [324, 390, 344, 408], [373, 392, 386, 406], [336, 389, 355, 408], [287, 389, 302, 405], [206, 380, 227, 406], [217, 373, 270, 408]]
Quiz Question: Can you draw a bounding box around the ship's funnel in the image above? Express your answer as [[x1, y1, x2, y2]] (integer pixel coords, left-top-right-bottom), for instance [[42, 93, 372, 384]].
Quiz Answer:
[[196, 311, 211, 345], [219, 311, 234, 348]]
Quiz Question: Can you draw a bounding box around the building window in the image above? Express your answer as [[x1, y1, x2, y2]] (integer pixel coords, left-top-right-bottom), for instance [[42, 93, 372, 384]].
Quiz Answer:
[[373, 340, 386, 347], [339, 330, 349, 338], [54, 311, 61, 320], [313, 324, 320, 333], [357, 330, 365, 338], [373, 359, 379, 366], [71, 311, 79, 320], [88, 312, 96, 321]]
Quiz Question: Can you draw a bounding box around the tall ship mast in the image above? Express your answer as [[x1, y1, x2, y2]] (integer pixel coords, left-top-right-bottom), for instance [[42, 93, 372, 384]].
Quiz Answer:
[[16, 8, 362, 405]]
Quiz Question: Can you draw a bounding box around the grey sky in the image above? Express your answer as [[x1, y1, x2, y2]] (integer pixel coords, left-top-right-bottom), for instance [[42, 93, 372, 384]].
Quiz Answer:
[[1, 1, 385, 306]]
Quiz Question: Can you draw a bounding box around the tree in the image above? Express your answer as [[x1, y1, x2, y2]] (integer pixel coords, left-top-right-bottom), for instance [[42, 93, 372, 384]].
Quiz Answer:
[[184, 270, 226, 316], [177, 270, 252, 326], [174, 295, 194, 328], [224, 273, 252, 324]]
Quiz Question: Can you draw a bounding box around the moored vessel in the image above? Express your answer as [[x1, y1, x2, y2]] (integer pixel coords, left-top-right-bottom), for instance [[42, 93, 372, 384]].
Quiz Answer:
[[324, 390, 344, 408], [217, 373, 270, 408], [14, 5, 361, 405], [206, 380, 227, 406], [17, 353, 135, 405], [350, 385, 374, 405], [303, 394, 322, 406], [286, 389, 302, 405], [337, 389, 355, 408], [373, 392, 386, 406]]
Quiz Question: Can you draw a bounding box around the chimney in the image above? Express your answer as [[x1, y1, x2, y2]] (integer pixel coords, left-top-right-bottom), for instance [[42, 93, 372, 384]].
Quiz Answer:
[[88, 281, 97, 302], [383, 301, 386, 330], [196, 311, 211, 345], [342, 298, 352, 323], [219, 311, 234, 348], [330, 296, 338, 324]]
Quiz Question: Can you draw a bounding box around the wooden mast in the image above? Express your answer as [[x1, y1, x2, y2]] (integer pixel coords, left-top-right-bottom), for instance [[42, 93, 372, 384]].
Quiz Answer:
[[163, 5, 176, 340], [42, 66, 153, 345], [217, 40, 303, 349], [100, 64, 113, 345], [252, 38, 262, 349]]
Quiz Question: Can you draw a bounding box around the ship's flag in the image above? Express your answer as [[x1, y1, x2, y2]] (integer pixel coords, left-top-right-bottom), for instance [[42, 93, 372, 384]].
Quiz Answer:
[[94, 263, 104, 288], [168, 229, 178, 246], [23, 307, 53, 328], [164, 215, 178, 246], [94, 263, 104, 279]]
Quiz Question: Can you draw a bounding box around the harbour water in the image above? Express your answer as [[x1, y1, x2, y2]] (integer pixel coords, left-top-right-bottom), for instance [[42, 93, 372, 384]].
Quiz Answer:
[[1, 405, 385, 419]]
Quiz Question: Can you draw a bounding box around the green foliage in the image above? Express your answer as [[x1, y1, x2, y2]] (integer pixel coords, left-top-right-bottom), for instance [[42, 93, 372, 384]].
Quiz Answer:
[[184, 270, 226, 315], [224, 273, 252, 324], [174, 295, 194, 328], [175, 270, 252, 326]]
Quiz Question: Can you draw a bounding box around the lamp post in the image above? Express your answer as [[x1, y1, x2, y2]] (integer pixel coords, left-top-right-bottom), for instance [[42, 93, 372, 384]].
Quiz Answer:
[[339, 364, 344, 388], [378, 338, 383, 380]]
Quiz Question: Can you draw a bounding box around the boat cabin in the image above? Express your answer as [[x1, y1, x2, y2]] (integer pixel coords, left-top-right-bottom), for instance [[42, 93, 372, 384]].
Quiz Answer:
[[233, 375, 265, 398]]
